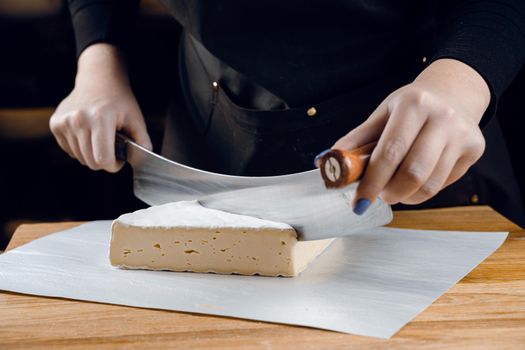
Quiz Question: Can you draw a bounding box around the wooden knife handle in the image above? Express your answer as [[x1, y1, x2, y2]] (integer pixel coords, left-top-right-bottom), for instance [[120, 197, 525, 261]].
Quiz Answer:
[[318, 142, 376, 188]]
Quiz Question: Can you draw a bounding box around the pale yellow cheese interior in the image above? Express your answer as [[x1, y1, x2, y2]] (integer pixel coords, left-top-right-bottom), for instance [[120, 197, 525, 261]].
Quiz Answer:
[[109, 201, 334, 277]]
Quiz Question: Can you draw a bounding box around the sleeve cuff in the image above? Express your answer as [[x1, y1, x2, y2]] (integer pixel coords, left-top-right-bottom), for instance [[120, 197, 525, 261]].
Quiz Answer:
[[68, 0, 139, 57], [429, 3, 525, 128]]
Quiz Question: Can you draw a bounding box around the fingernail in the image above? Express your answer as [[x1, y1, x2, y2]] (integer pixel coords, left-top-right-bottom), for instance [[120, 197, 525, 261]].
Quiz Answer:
[[313, 149, 331, 168], [353, 198, 370, 215]]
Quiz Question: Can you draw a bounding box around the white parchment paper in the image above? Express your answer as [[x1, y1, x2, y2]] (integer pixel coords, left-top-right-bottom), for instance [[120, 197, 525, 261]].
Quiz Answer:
[[0, 221, 507, 338]]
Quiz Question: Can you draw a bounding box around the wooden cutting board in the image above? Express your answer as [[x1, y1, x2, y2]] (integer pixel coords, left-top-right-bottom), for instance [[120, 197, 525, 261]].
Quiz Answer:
[[0, 206, 524, 349]]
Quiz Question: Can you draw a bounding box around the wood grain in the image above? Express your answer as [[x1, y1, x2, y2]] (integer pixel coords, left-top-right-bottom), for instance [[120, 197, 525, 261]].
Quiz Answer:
[[0, 206, 524, 349]]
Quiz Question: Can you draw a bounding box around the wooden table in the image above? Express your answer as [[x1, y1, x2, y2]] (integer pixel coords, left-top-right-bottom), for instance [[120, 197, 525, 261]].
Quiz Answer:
[[0, 206, 524, 349]]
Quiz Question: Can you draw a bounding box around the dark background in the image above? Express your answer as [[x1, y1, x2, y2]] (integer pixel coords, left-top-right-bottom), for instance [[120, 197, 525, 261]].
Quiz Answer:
[[0, 1, 523, 249], [0, 1, 181, 248]]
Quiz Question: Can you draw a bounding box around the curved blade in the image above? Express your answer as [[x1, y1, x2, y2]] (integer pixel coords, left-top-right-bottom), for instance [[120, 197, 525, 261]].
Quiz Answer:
[[118, 135, 392, 240]]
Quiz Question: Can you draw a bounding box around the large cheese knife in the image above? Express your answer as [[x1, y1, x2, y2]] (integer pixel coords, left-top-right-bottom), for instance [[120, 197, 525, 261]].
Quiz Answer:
[[115, 134, 392, 241]]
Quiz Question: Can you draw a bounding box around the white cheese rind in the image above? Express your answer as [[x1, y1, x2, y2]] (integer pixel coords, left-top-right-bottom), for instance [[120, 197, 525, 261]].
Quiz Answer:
[[116, 200, 292, 230], [110, 201, 333, 277]]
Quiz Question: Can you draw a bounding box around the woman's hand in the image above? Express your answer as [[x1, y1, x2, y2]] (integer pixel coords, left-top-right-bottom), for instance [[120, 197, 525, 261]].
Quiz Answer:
[[49, 43, 152, 172], [331, 58, 490, 214]]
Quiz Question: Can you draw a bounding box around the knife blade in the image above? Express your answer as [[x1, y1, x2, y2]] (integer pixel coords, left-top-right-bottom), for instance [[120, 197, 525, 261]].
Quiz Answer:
[[116, 134, 392, 241]]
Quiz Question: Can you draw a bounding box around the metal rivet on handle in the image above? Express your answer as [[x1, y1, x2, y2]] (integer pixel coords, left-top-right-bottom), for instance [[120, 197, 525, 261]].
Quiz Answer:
[[324, 156, 341, 182], [307, 107, 317, 117]]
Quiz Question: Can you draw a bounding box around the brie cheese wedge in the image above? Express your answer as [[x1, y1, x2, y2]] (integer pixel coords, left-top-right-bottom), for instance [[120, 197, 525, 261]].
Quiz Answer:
[[110, 201, 333, 277]]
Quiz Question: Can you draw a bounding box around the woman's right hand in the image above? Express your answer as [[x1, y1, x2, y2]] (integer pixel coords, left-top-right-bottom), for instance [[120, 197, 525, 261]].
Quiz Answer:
[[49, 43, 152, 173]]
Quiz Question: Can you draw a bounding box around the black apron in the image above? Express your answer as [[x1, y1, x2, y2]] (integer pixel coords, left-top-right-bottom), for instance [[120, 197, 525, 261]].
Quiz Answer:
[[162, 30, 525, 223]]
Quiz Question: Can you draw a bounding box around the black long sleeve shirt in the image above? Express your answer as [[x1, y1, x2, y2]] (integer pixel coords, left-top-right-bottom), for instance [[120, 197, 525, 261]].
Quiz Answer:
[[68, 0, 525, 127]]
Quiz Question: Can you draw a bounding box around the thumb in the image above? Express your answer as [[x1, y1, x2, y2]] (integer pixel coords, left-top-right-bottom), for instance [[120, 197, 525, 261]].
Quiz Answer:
[[332, 99, 389, 150], [131, 127, 153, 152], [124, 118, 153, 151]]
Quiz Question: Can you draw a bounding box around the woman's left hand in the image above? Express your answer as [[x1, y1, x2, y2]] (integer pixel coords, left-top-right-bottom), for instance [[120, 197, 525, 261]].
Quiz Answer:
[[330, 58, 491, 214]]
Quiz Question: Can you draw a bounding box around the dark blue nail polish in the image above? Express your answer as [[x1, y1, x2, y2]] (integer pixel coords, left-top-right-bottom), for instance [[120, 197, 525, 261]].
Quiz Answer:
[[353, 198, 370, 215], [313, 149, 331, 168]]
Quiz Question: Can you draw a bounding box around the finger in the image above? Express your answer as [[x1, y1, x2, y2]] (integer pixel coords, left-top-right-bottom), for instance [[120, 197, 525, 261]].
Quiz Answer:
[[92, 121, 123, 173], [52, 129, 75, 159], [63, 132, 86, 166], [401, 145, 459, 204], [50, 116, 75, 158], [353, 104, 427, 213], [443, 155, 476, 188], [123, 117, 152, 151], [442, 135, 485, 188], [61, 111, 89, 166], [381, 121, 447, 204], [332, 99, 389, 150], [76, 128, 100, 170]]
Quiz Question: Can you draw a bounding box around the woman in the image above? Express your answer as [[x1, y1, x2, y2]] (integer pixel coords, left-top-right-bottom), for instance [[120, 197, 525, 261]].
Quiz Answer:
[[50, 0, 525, 220]]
